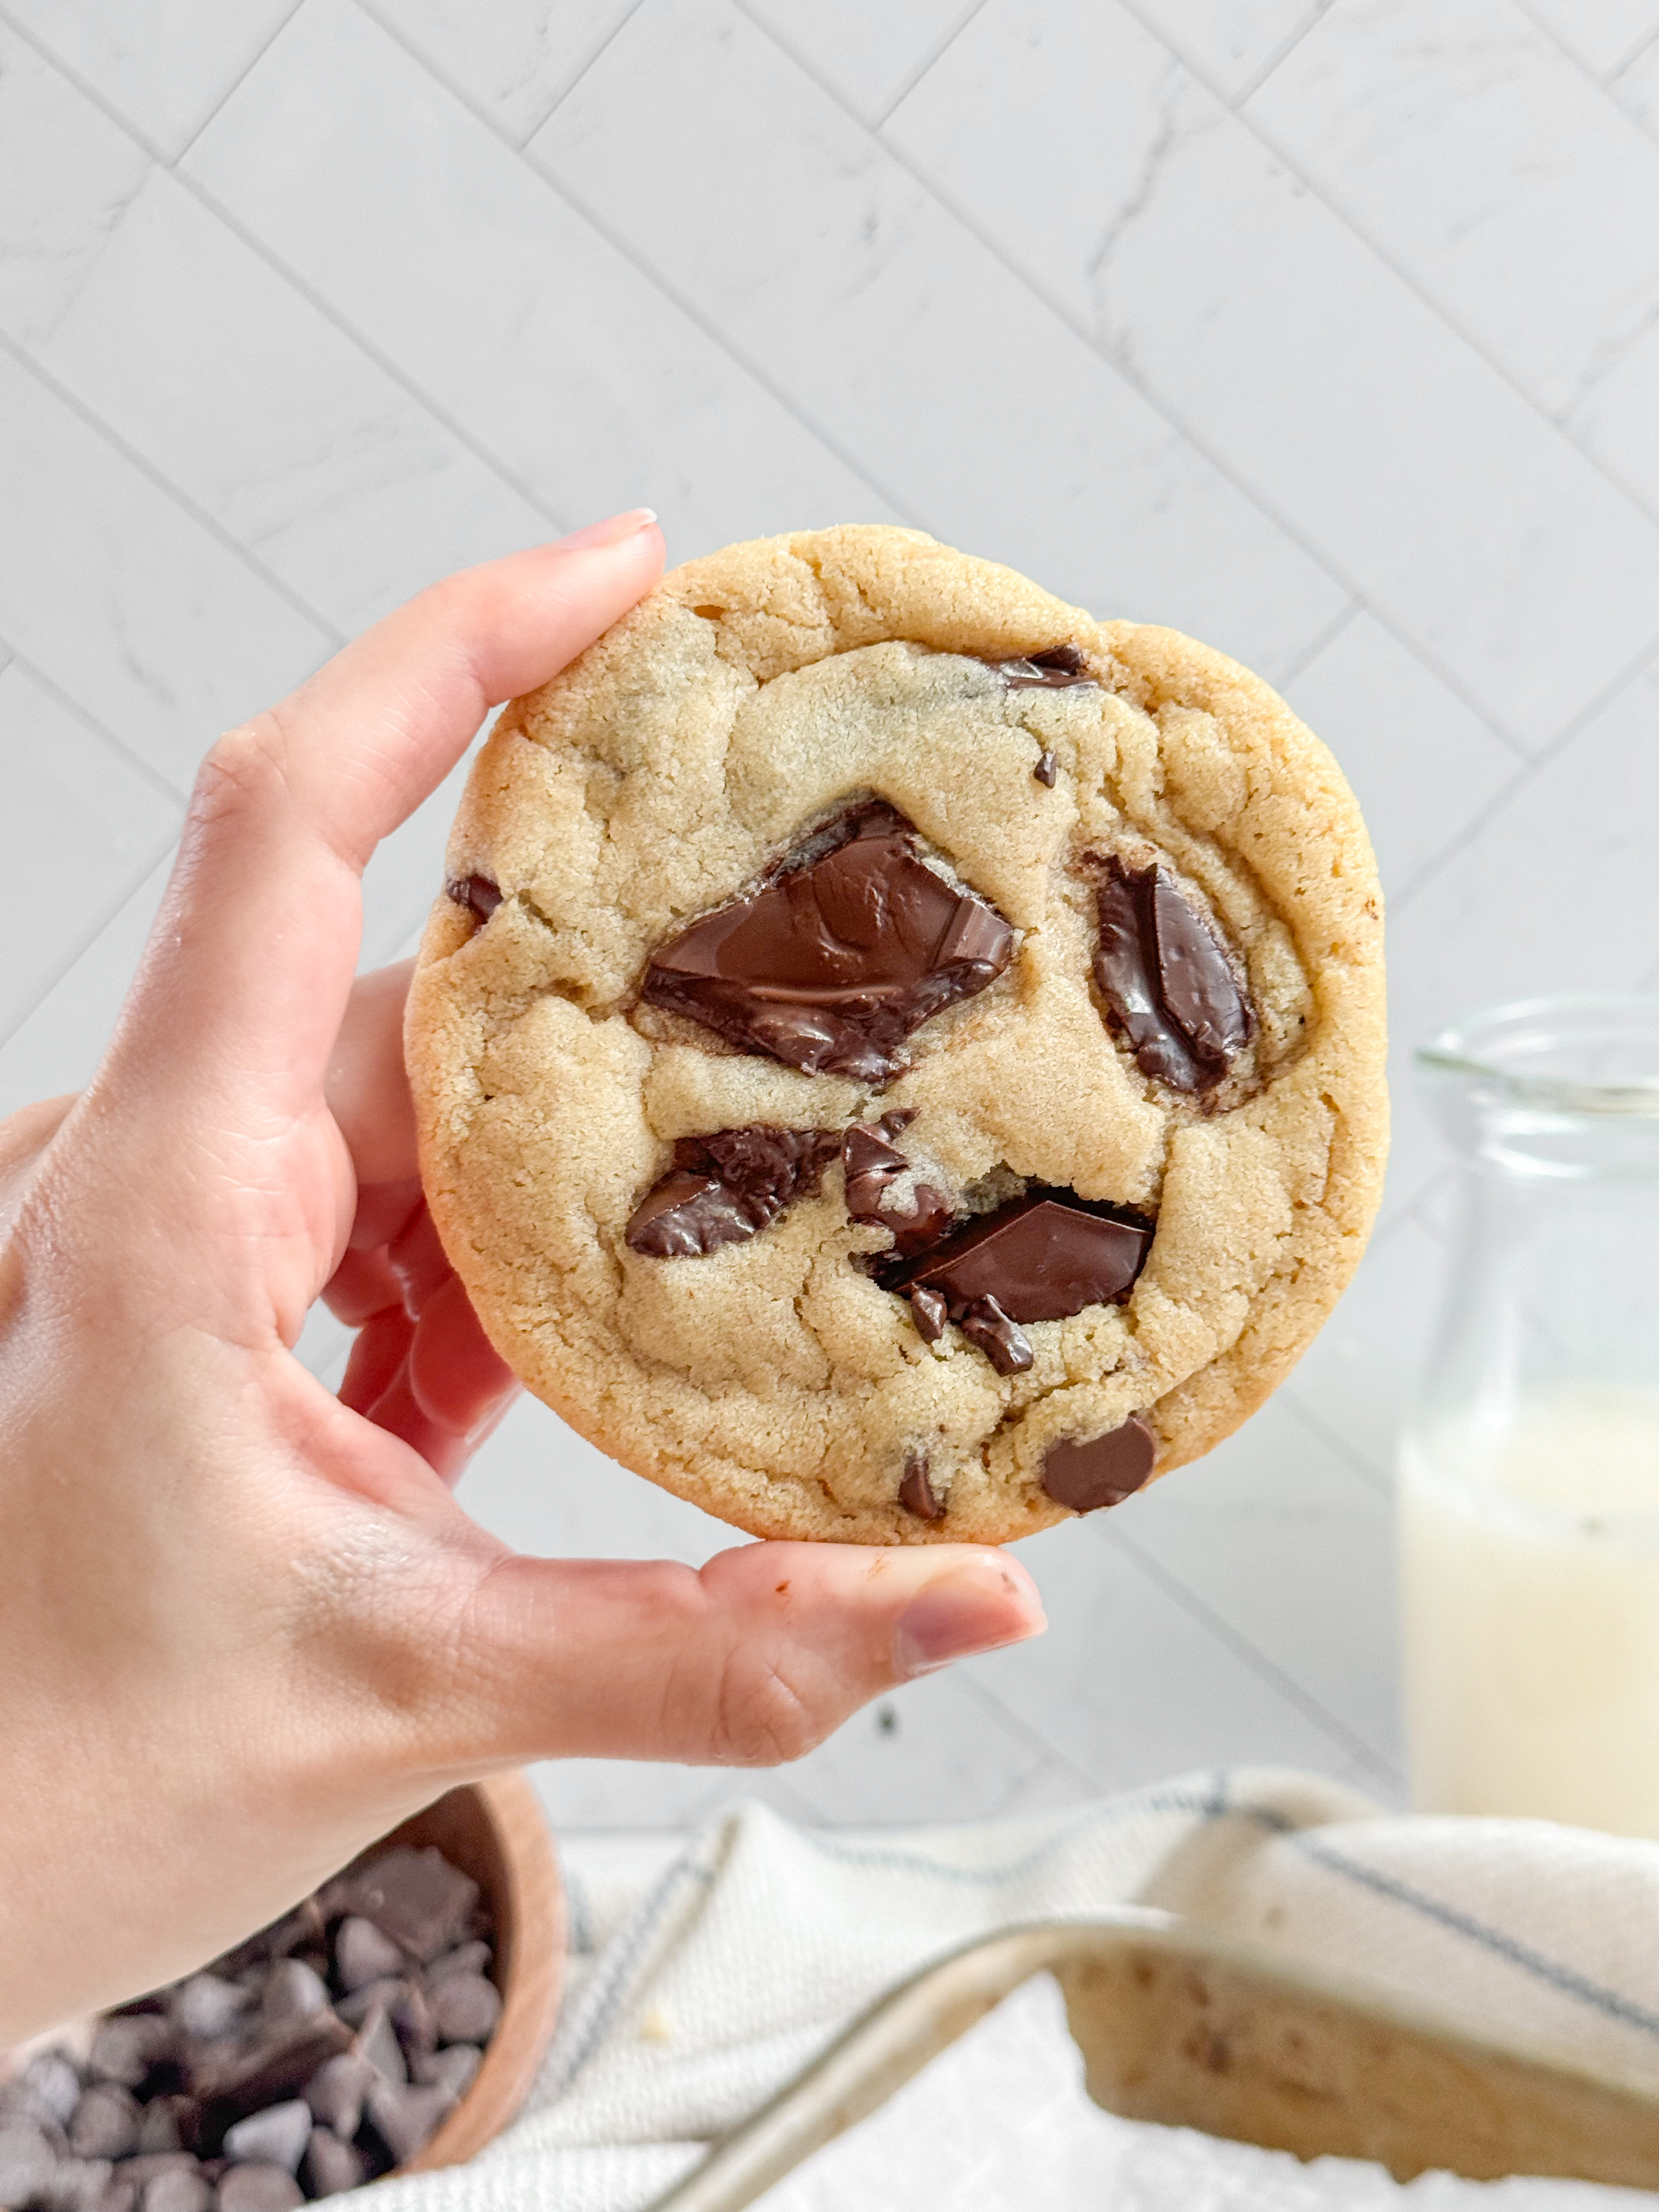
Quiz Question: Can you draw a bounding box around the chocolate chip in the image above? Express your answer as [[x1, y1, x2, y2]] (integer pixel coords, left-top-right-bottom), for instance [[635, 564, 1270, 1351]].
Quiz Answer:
[[1092, 857, 1251, 1094], [1041, 1415, 1158, 1513], [879, 1188, 1153, 1328], [89, 2019, 174, 2091], [0, 2117, 64, 2203], [189, 2012, 353, 2123], [898, 1452, 944, 1521], [142, 2166, 211, 2212], [959, 1295, 1034, 1375], [841, 1124, 954, 1259], [68, 2087, 139, 2162], [170, 1976, 252, 2044], [259, 1961, 330, 2027], [427, 1972, 500, 2047], [424, 1942, 490, 1988], [216, 2163, 304, 2212], [995, 645, 1095, 690], [301, 2129, 366, 2200], [334, 1916, 407, 1994], [411, 2045, 482, 2100], [335, 1977, 403, 2028], [117, 2157, 200, 2186], [642, 800, 1014, 1084], [41, 2155, 115, 2211], [345, 1848, 478, 1964], [98, 2179, 140, 2212], [222, 2101, 311, 2176], [1034, 750, 1058, 786], [444, 874, 502, 924], [909, 1285, 948, 1342], [301, 2055, 375, 2143], [133, 2102, 191, 2158], [362, 2081, 454, 2166], [351, 2007, 407, 2089], [625, 1126, 840, 1258], [14, 2055, 83, 2129]]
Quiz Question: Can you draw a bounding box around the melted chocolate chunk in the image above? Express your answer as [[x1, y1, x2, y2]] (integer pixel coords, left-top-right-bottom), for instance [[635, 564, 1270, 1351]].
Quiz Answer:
[[1041, 1416, 1157, 1513], [878, 1188, 1154, 1324], [899, 1451, 944, 1521], [910, 1286, 948, 1341], [625, 1126, 839, 1258], [445, 874, 502, 924], [996, 644, 1096, 691], [960, 1295, 1033, 1375], [1034, 750, 1058, 787], [641, 802, 1014, 1084], [841, 1120, 954, 1259], [1092, 858, 1252, 1094]]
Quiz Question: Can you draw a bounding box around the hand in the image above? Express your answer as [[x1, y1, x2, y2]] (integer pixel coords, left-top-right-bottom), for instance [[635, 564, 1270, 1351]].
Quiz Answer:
[[0, 516, 1045, 2040]]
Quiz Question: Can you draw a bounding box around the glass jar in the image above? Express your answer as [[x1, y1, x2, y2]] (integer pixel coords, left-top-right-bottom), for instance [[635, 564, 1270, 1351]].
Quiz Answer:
[[1400, 992, 1659, 1837]]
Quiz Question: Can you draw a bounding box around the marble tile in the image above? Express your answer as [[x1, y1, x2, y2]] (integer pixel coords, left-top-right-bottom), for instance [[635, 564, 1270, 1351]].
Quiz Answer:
[[1517, 0, 1659, 76], [1280, 612, 1522, 899], [1282, 1208, 1448, 1486], [0, 660, 179, 1039], [747, 0, 980, 124], [1381, 648, 1659, 1218], [0, 849, 172, 1118], [2, 0, 299, 159], [956, 1521, 1370, 1793], [1615, 30, 1659, 133], [535, 1754, 750, 1833], [1252, 0, 1659, 511], [532, 0, 1348, 679], [774, 1669, 1054, 1826], [1124, 0, 1328, 100], [0, 348, 329, 790], [1107, 1398, 1403, 1773], [885, 0, 1659, 748], [185, 0, 893, 565], [357, 732, 492, 973], [1, 125, 551, 631], [358, 0, 643, 144]]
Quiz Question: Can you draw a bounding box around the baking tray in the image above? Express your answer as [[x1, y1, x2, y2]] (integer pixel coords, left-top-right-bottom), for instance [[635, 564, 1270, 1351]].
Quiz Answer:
[[648, 1911, 1659, 2210]]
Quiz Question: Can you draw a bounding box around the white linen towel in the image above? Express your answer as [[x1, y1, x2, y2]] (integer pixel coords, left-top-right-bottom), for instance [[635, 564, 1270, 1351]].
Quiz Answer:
[[354, 1768, 1659, 2211]]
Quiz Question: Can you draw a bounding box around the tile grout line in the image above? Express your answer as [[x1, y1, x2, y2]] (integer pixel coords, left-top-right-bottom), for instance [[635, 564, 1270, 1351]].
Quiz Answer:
[[949, 1667, 1108, 1801], [1228, 0, 1338, 108], [725, 0, 1533, 752], [870, 0, 994, 129], [1101, 1522, 1404, 1785], [1124, 0, 1659, 534], [0, 2, 579, 554], [349, 0, 927, 535], [0, 627, 194, 806], [1610, 21, 1659, 83], [1278, 1391, 1393, 1501], [0, 830, 178, 1060], [0, 324, 345, 656], [1267, 595, 1362, 689], [1510, 0, 1659, 88], [509, 0, 653, 147], [168, 0, 309, 167]]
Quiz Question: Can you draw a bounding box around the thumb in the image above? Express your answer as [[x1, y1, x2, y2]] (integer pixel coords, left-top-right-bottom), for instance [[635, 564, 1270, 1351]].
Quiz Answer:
[[446, 1541, 1046, 1769]]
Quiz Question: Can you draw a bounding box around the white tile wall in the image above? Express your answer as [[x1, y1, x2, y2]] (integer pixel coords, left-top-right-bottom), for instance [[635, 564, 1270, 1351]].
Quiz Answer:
[[3, 0, 1655, 1831]]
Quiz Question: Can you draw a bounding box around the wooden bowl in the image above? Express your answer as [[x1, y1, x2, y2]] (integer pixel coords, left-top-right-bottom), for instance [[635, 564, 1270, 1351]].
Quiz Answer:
[[361, 1769, 563, 2174]]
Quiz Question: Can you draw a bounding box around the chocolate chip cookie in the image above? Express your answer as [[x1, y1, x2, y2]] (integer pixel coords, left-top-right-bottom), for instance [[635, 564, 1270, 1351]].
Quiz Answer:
[[406, 527, 1387, 1544]]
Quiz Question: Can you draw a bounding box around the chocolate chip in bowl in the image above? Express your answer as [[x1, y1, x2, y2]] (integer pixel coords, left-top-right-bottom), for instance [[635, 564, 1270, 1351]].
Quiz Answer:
[[0, 1774, 561, 2207]]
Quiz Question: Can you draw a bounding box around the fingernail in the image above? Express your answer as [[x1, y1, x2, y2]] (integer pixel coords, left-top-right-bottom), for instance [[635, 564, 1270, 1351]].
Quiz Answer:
[[554, 507, 658, 552], [893, 1561, 1046, 1680]]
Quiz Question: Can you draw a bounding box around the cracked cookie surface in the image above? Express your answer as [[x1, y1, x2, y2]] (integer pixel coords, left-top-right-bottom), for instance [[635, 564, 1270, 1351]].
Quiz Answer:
[[406, 526, 1387, 1544]]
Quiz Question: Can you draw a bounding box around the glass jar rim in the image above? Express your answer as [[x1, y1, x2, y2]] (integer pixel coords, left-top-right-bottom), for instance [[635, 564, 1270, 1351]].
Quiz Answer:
[[1416, 991, 1659, 1118]]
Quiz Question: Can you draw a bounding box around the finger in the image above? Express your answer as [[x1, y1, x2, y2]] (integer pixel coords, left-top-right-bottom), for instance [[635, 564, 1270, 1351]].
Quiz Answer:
[[0, 1095, 76, 1239], [326, 961, 417, 1187], [407, 1274, 518, 1437], [428, 1541, 1046, 1768], [100, 515, 664, 1147]]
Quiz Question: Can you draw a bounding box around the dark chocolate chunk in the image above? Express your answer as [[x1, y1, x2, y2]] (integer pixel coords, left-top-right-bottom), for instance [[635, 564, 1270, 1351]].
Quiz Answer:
[[898, 1452, 944, 1521], [259, 1961, 329, 2026], [362, 2081, 455, 2166], [189, 2013, 353, 2126], [42, 2155, 114, 2211], [144, 2168, 212, 2212], [840, 1123, 953, 1259], [222, 2102, 311, 2177], [89, 2019, 175, 2092], [351, 2007, 407, 2089], [1041, 1416, 1158, 1513], [995, 644, 1095, 691], [1034, 750, 1058, 787], [625, 1126, 840, 1259], [335, 1978, 404, 2029], [1092, 857, 1251, 1094], [444, 874, 501, 924], [170, 1976, 251, 2044], [424, 1942, 490, 1988], [428, 1971, 500, 2046], [413, 2044, 482, 2100], [301, 2055, 375, 2143], [878, 1189, 1153, 1325], [334, 1917, 407, 1994], [0, 2118, 63, 2203], [134, 2102, 192, 2158], [99, 2178, 141, 2212], [302, 2129, 367, 2200], [959, 1296, 1034, 1375], [68, 2087, 139, 2162], [641, 800, 1014, 1083], [909, 1285, 948, 1342], [216, 2163, 304, 2212], [13, 2055, 83, 2129], [345, 1848, 478, 1964]]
